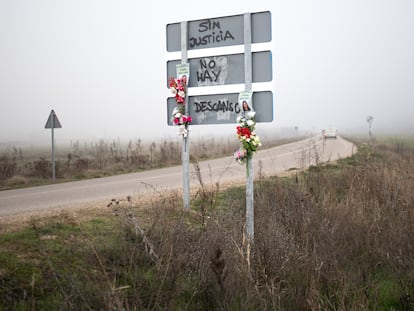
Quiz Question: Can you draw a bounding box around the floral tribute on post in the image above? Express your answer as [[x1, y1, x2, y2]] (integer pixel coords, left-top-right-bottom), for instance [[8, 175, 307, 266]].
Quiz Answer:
[[169, 76, 192, 137], [233, 92, 261, 164]]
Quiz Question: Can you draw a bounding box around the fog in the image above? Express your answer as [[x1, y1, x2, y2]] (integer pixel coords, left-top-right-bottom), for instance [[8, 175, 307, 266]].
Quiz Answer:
[[1, 0, 413, 146]]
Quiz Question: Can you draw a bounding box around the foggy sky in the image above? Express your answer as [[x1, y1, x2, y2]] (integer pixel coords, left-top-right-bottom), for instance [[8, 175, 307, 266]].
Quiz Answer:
[[1, 0, 413, 145]]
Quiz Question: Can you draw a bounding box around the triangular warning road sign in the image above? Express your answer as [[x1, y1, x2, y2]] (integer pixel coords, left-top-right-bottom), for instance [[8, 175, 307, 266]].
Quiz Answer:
[[45, 110, 62, 129]]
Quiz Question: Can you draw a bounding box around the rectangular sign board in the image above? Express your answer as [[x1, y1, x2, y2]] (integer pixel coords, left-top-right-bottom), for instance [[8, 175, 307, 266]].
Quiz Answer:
[[167, 91, 273, 125], [167, 51, 272, 87], [166, 11, 271, 52]]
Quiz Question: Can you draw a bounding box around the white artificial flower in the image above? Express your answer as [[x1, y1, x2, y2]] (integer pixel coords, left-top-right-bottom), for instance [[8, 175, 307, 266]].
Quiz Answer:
[[246, 111, 256, 119], [247, 119, 254, 126]]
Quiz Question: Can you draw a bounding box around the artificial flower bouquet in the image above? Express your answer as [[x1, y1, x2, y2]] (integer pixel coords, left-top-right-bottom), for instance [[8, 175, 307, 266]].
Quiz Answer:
[[169, 76, 192, 136], [233, 115, 261, 164]]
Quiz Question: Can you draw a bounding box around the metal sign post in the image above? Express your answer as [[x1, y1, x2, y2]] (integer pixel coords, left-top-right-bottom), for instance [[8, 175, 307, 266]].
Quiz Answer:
[[44, 110, 62, 181], [166, 11, 273, 218], [366, 115, 374, 138], [244, 13, 254, 241], [181, 21, 190, 210]]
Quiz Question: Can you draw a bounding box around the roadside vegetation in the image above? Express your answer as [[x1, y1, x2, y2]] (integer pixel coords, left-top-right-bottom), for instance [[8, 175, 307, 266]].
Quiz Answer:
[[0, 134, 301, 190], [0, 135, 413, 310]]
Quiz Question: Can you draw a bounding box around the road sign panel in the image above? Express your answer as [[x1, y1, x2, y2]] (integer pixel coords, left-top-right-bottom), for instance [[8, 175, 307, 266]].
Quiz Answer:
[[167, 91, 273, 125], [167, 11, 273, 238], [167, 51, 272, 87], [45, 110, 62, 129], [166, 11, 271, 52]]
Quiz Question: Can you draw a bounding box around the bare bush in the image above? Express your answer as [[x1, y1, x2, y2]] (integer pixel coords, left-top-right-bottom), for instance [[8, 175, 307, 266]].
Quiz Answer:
[[1, 135, 303, 188], [0, 153, 17, 180], [32, 157, 51, 179], [2, 139, 414, 310], [86, 141, 412, 310]]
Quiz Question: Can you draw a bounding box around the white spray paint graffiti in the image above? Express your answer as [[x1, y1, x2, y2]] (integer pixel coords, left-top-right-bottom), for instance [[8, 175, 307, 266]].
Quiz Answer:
[[196, 56, 228, 86]]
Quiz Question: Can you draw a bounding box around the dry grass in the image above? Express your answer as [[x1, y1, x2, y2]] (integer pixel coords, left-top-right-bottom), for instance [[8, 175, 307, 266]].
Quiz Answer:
[[0, 135, 301, 189], [0, 138, 413, 310]]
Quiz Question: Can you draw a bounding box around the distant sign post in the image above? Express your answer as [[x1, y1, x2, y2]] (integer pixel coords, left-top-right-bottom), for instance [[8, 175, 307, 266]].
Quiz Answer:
[[44, 110, 62, 181], [166, 12, 272, 241], [366, 115, 374, 138]]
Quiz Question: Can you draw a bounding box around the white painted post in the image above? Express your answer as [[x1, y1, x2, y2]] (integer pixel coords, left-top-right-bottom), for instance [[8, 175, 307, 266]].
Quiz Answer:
[[244, 13, 254, 240], [181, 21, 190, 209]]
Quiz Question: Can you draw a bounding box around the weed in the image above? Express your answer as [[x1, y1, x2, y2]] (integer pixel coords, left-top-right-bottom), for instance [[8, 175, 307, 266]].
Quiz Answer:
[[0, 139, 413, 309], [0, 135, 304, 190]]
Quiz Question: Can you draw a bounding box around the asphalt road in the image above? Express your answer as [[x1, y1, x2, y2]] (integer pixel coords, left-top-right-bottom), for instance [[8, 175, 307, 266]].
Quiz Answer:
[[0, 136, 355, 219]]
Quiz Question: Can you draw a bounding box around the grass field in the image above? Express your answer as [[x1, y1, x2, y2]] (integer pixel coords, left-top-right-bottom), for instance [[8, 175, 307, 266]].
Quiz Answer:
[[0, 135, 413, 310]]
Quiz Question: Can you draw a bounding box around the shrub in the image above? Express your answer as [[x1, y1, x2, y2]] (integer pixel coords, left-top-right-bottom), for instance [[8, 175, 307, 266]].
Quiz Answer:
[[0, 154, 17, 180], [1, 138, 413, 309], [32, 157, 51, 179]]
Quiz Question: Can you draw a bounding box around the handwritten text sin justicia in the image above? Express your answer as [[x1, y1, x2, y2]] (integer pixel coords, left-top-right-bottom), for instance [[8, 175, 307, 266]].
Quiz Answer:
[[189, 19, 235, 48]]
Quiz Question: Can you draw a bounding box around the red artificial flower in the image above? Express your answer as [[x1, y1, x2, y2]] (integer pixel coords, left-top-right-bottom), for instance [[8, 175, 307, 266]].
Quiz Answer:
[[175, 94, 184, 103], [169, 77, 177, 88], [237, 126, 251, 138], [243, 128, 251, 138], [176, 84, 184, 91]]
